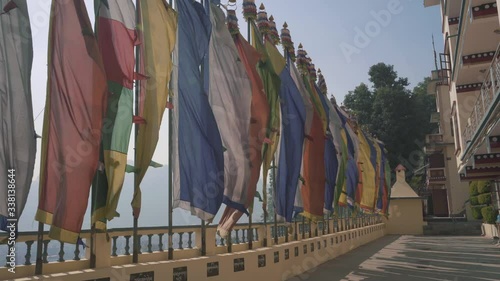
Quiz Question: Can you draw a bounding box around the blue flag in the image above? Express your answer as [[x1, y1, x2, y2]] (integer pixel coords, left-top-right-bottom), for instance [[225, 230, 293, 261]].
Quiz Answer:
[[276, 56, 306, 223], [316, 85, 338, 214], [173, 0, 224, 221]]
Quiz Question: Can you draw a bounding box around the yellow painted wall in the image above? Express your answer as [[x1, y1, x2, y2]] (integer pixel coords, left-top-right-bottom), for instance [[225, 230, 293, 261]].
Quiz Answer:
[[386, 199, 425, 235]]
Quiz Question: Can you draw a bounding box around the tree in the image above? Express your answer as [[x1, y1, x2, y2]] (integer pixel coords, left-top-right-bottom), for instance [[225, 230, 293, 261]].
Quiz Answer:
[[343, 83, 373, 128], [368, 63, 409, 89], [343, 63, 435, 178]]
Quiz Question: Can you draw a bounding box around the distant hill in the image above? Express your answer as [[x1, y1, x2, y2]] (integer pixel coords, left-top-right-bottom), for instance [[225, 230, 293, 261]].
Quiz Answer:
[[17, 164, 264, 232]]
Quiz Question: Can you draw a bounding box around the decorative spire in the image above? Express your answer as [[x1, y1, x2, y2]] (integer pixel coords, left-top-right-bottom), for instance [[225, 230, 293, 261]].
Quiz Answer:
[[227, 9, 239, 35], [307, 57, 317, 82], [318, 69, 328, 95], [243, 0, 257, 21], [296, 44, 308, 76], [280, 22, 296, 61], [268, 15, 280, 45], [256, 3, 269, 35], [330, 94, 337, 105]]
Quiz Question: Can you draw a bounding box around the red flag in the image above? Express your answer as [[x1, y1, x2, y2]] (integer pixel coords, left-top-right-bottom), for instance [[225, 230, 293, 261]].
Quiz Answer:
[[36, 0, 107, 244], [217, 33, 270, 237]]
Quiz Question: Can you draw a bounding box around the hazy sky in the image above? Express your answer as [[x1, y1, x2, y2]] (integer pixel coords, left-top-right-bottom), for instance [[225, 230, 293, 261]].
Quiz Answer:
[[23, 0, 443, 226], [27, 0, 443, 175]]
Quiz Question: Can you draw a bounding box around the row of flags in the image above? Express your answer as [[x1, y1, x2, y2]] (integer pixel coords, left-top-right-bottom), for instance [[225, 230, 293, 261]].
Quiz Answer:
[[0, 0, 391, 244]]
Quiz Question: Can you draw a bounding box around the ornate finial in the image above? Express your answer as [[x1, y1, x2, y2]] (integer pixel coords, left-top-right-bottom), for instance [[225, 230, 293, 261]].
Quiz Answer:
[[280, 22, 296, 61], [296, 44, 308, 75], [318, 69, 328, 95], [330, 95, 337, 105], [268, 15, 280, 45], [243, 0, 257, 21], [227, 9, 239, 35], [257, 3, 269, 35], [307, 57, 317, 82]]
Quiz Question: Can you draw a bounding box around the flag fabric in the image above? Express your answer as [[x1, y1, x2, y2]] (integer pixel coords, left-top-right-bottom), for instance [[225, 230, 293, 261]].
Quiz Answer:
[[208, 3, 252, 214], [36, 0, 107, 243], [357, 130, 377, 211], [172, 0, 224, 221], [250, 22, 281, 216], [274, 53, 306, 223], [217, 12, 270, 236], [131, 0, 177, 218], [92, 0, 136, 230], [376, 141, 391, 215], [324, 101, 347, 212], [372, 137, 382, 211], [289, 59, 313, 215], [336, 107, 359, 208], [294, 66, 325, 220], [0, 0, 36, 231], [316, 85, 338, 214]]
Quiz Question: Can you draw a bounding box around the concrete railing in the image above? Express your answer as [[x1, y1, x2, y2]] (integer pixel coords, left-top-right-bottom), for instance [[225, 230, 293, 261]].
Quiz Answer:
[[0, 215, 383, 280]]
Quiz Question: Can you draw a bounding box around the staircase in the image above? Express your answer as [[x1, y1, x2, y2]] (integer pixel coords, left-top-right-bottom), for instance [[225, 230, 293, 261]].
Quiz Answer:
[[423, 219, 483, 236]]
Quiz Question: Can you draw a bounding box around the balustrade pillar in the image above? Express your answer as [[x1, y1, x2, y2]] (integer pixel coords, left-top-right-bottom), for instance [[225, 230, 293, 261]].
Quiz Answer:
[[196, 227, 217, 255], [85, 232, 111, 268]]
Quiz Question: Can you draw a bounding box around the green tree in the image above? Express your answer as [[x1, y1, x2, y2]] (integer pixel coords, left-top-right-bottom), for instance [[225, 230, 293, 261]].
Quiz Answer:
[[343, 83, 373, 128], [343, 63, 435, 178], [368, 62, 408, 89]]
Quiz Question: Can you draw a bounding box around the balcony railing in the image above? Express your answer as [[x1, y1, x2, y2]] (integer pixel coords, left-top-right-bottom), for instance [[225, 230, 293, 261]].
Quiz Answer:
[[462, 43, 500, 159], [0, 215, 383, 279], [426, 134, 444, 144], [428, 168, 447, 182]]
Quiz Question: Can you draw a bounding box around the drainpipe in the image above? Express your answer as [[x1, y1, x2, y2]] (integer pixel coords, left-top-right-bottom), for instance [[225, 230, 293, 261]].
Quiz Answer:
[[451, 0, 466, 81]]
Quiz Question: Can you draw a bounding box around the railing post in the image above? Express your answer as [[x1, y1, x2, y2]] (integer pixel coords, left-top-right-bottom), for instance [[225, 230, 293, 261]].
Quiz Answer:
[[88, 232, 111, 268], [196, 226, 216, 256]]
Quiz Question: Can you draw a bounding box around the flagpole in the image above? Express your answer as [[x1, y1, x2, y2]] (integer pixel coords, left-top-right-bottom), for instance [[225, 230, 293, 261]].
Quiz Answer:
[[35, 222, 43, 275], [132, 0, 141, 264], [273, 160, 278, 245], [168, 0, 175, 262], [200, 0, 208, 257], [246, 14, 254, 251]]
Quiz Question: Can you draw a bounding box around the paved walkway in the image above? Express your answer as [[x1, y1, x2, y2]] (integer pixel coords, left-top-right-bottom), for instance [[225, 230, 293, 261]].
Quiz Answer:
[[291, 235, 500, 281]]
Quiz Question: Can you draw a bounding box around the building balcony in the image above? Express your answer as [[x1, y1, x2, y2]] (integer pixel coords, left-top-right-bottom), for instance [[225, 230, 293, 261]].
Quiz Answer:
[[425, 134, 445, 154], [426, 134, 444, 144], [430, 112, 441, 123], [428, 168, 447, 183], [461, 43, 500, 166]]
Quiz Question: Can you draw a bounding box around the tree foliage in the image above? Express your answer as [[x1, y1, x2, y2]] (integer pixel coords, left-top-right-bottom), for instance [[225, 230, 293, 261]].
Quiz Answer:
[[343, 63, 436, 179]]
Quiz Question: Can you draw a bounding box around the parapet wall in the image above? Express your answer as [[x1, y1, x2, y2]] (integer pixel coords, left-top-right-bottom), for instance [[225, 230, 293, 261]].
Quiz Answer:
[[8, 223, 386, 281]]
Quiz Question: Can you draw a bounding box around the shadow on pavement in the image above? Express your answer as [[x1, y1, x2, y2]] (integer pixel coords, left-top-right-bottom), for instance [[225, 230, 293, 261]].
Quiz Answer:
[[288, 235, 500, 281]]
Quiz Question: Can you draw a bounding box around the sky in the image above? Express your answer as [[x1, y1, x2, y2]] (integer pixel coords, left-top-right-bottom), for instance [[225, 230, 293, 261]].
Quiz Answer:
[[21, 0, 444, 229], [27, 0, 444, 176]]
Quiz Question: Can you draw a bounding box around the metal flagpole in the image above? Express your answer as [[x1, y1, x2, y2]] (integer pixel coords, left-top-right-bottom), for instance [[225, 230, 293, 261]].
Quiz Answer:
[[35, 222, 43, 274], [132, 0, 141, 264], [273, 161, 278, 245], [168, 0, 175, 261], [245, 8, 254, 251], [200, 0, 208, 257]]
